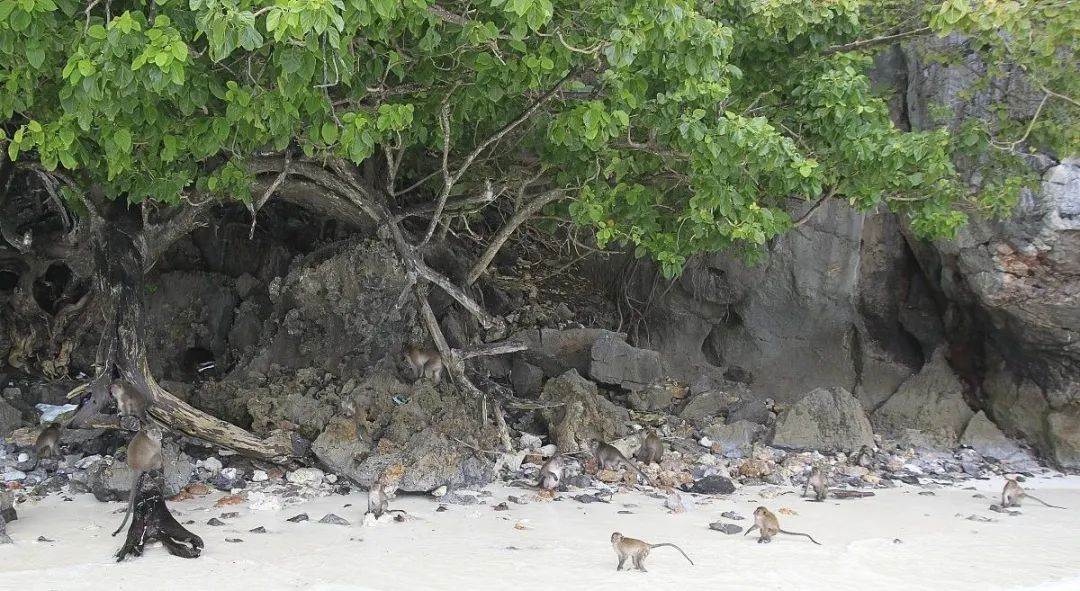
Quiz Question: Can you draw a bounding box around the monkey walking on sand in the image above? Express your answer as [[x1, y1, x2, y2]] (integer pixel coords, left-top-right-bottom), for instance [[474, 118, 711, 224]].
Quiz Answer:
[[744, 506, 822, 545], [1001, 478, 1066, 509], [33, 422, 62, 459], [591, 439, 655, 486], [802, 466, 829, 502], [403, 346, 444, 384], [610, 532, 693, 571], [635, 430, 664, 465], [112, 426, 164, 536]]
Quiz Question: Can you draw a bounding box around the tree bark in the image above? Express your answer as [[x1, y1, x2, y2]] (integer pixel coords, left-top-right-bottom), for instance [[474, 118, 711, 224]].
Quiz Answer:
[[70, 222, 292, 461], [114, 471, 204, 561]]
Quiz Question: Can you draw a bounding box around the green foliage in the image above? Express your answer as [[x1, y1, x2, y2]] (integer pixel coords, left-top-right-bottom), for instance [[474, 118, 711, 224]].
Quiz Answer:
[[0, 0, 1075, 277]]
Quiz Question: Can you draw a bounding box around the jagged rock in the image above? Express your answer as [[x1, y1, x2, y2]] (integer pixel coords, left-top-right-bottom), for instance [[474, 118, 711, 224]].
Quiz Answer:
[[709, 522, 743, 535], [286, 513, 309, 523], [960, 412, 1034, 467], [86, 440, 194, 501], [1047, 409, 1080, 469], [702, 420, 763, 456], [873, 348, 974, 446], [680, 391, 742, 427], [688, 475, 735, 495], [627, 380, 678, 412], [769, 387, 875, 452], [0, 490, 15, 523], [539, 369, 629, 452], [313, 377, 499, 493], [510, 358, 544, 397], [516, 328, 624, 378], [589, 334, 663, 391], [0, 398, 22, 437], [0, 516, 10, 544], [727, 399, 772, 425], [286, 467, 325, 486], [319, 514, 350, 526]]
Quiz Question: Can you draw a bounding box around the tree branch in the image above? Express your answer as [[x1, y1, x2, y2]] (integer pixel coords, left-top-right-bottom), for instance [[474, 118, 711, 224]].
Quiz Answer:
[[791, 187, 836, 228], [822, 27, 933, 55], [464, 188, 565, 285]]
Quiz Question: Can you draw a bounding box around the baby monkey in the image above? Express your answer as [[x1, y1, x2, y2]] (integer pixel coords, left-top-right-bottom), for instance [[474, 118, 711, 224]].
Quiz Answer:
[[112, 426, 164, 536], [802, 465, 829, 502], [610, 532, 693, 572], [744, 506, 822, 545], [635, 430, 664, 465], [1001, 478, 1066, 509], [591, 439, 655, 486], [33, 422, 62, 459], [403, 346, 444, 384]]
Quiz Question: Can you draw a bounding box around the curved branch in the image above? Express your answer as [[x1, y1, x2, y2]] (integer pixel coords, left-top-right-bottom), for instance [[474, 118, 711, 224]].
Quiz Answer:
[[822, 27, 932, 55]]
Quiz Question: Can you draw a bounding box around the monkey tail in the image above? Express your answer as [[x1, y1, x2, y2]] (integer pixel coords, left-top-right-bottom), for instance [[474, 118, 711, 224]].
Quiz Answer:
[[625, 461, 655, 487], [743, 524, 757, 536], [781, 531, 820, 546], [112, 471, 144, 537], [650, 543, 694, 565], [779, 529, 822, 545], [1026, 495, 1067, 509]]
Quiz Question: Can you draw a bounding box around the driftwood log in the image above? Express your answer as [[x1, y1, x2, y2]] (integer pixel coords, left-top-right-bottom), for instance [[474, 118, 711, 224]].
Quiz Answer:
[[114, 471, 203, 562]]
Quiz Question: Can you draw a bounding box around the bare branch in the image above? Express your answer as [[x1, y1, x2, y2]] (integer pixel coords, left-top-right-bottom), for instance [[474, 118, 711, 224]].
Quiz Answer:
[[990, 93, 1049, 152], [457, 339, 529, 360], [822, 27, 933, 55], [465, 188, 566, 285], [249, 151, 291, 239], [791, 187, 836, 228]]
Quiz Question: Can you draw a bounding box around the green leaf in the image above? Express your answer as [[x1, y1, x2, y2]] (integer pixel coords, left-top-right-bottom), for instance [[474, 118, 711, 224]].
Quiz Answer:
[[114, 128, 132, 152], [87, 24, 107, 39], [26, 46, 45, 69], [321, 121, 339, 144]]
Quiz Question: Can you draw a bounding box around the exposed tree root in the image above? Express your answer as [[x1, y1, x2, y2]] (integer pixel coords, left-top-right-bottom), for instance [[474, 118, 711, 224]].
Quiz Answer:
[[114, 472, 204, 562]]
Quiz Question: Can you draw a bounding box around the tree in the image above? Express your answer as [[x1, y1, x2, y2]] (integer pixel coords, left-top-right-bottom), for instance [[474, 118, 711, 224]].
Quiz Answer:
[[1, 0, 1076, 457]]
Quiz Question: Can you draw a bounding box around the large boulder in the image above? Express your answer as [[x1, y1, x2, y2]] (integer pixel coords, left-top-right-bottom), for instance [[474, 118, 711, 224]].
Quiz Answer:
[[540, 370, 629, 452], [311, 374, 500, 492], [589, 333, 663, 391], [769, 387, 875, 452], [960, 411, 1035, 468], [1047, 408, 1080, 470], [0, 397, 21, 437], [702, 420, 764, 456], [515, 328, 624, 379], [873, 348, 974, 446]]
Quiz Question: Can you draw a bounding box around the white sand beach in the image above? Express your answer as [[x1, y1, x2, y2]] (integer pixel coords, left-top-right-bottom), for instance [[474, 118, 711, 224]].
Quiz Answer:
[[2, 475, 1079, 591]]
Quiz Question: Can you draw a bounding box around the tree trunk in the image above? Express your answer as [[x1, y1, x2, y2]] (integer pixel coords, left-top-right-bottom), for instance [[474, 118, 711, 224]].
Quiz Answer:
[[70, 223, 292, 461], [114, 471, 204, 561]]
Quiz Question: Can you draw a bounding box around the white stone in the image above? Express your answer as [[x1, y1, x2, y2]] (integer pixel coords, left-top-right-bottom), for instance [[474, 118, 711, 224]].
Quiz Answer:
[[247, 491, 284, 511], [2, 470, 27, 482], [287, 467, 325, 486], [75, 455, 102, 469], [519, 433, 543, 450], [197, 457, 223, 475], [251, 470, 269, 482]]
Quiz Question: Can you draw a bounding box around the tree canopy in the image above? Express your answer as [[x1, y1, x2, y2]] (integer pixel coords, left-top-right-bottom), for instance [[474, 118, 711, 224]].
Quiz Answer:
[[2, 0, 1077, 277]]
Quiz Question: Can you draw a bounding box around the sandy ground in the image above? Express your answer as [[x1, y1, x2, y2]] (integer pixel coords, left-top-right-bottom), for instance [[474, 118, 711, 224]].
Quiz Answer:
[[2, 475, 1079, 591]]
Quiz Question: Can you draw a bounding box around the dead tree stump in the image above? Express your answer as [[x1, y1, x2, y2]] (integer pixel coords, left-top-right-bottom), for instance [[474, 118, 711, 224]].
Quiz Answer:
[[114, 471, 203, 562]]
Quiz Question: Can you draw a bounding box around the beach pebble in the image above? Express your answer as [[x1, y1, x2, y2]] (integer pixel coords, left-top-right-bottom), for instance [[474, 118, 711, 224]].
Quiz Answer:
[[251, 470, 269, 482], [708, 522, 743, 535], [286, 513, 309, 523]]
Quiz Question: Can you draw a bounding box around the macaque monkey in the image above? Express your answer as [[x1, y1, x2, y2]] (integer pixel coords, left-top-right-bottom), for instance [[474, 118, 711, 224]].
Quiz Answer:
[[538, 455, 564, 491], [403, 346, 444, 383], [854, 445, 874, 468], [744, 506, 821, 545], [367, 483, 392, 518], [1001, 478, 1066, 509], [635, 430, 664, 465], [112, 426, 164, 536], [591, 439, 654, 486], [33, 422, 62, 459], [609, 532, 693, 571], [802, 466, 829, 502], [110, 381, 148, 429]]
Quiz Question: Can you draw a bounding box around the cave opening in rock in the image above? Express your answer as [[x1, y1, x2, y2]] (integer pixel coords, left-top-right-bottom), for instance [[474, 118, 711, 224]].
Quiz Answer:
[[179, 347, 218, 381], [32, 262, 73, 314], [0, 268, 18, 291]]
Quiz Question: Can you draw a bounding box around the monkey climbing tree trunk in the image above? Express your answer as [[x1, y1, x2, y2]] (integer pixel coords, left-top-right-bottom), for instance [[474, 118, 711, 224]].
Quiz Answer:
[[69, 221, 292, 461], [114, 471, 204, 561]]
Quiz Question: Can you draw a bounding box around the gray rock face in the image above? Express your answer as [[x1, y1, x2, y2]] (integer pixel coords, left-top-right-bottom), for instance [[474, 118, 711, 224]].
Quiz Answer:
[[961, 411, 1034, 468], [539, 370, 629, 452], [312, 380, 499, 493], [516, 328, 624, 379], [901, 37, 1080, 469], [626, 382, 673, 412], [873, 348, 974, 446], [87, 440, 194, 501], [589, 333, 663, 391], [510, 358, 543, 397], [0, 489, 14, 523], [769, 387, 875, 452], [702, 420, 764, 456], [0, 398, 22, 437]]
